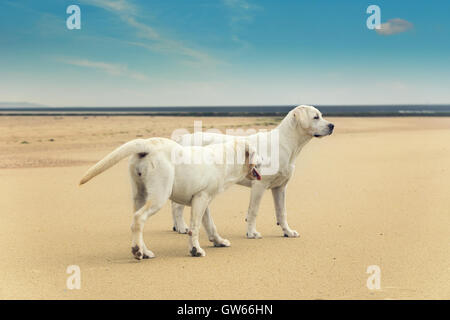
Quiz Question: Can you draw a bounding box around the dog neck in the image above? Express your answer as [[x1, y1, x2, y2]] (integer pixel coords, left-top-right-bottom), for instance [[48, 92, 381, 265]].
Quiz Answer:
[[275, 112, 313, 162], [213, 141, 253, 190]]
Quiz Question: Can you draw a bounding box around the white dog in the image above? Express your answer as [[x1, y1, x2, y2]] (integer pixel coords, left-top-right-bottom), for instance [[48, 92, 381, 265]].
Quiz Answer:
[[79, 137, 262, 259], [171, 105, 334, 238]]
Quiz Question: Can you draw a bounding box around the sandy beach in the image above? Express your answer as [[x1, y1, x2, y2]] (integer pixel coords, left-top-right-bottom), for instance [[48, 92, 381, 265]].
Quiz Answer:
[[0, 115, 449, 299]]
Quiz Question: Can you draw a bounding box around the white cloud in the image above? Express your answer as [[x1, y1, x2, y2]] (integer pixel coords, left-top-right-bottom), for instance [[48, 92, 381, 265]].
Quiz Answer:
[[222, 0, 260, 46], [223, 0, 259, 25], [128, 41, 223, 68], [61, 58, 148, 80], [121, 15, 160, 40], [81, 0, 136, 14], [376, 18, 413, 36], [81, 0, 220, 66], [223, 0, 252, 10]]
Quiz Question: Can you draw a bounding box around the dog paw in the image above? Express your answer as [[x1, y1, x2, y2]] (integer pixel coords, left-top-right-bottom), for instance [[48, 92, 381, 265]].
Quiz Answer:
[[189, 246, 206, 257], [174, 225, 189, 234], [213, 238, 231, 247], [179, 228, 189, 234], [246, 231, 262, 239], [283, 229, 300, 238], [131, 245, 143, 260], [131, 245, 155, 260], [143, 247, 155, 259]]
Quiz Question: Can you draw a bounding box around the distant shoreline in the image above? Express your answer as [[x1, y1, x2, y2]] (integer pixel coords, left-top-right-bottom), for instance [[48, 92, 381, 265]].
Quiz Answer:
[[1, 105, 450, 117]]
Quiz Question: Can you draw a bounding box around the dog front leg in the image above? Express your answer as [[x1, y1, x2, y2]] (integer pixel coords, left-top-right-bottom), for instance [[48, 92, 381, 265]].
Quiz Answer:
[[202, 207, 230, 247], [246, 183, 265, 239], [188, 193, 210, 257], [272, 184, 299, 238], [171, 201, 189, 233]]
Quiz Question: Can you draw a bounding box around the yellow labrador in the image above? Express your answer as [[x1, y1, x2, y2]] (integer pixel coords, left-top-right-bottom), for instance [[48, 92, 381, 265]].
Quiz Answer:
[[79, 138, 262, 259], [172, 105, 334, 238]]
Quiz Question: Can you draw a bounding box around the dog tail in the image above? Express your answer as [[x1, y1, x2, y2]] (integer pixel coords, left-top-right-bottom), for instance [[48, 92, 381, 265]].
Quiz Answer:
[[79, 138, 151, 186]]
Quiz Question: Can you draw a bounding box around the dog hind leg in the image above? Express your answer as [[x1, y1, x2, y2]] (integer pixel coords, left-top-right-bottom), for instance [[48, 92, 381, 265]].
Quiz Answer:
[[131, 180, 147, 212], [130, 200, 161, 260], [130, 166, 174, 260]]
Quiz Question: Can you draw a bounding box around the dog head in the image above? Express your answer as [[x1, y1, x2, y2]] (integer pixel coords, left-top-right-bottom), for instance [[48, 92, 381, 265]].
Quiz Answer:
[[291, 105, 334, 138]]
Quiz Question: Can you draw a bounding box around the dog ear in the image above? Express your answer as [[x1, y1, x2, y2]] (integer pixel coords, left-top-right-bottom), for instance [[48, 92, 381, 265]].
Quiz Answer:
[[244, 143, 257, 165], [293, 106, 310, 129]]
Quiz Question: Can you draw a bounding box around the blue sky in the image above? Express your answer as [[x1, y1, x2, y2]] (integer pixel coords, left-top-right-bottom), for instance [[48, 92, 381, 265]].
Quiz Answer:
[[1, 0, 449, 106]]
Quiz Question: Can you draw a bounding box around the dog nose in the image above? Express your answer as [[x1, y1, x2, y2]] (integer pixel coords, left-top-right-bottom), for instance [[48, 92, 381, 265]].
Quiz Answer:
[[328, 123, 334, 132]]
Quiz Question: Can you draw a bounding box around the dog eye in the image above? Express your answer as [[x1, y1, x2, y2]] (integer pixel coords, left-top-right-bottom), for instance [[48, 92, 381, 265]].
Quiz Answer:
[[313, 115, 319, 120]]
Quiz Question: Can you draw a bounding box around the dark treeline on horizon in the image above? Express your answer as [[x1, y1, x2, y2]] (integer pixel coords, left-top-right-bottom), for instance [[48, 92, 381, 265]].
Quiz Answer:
[[1, 104, 450, 117]]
